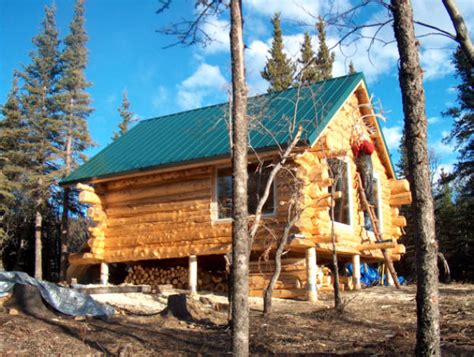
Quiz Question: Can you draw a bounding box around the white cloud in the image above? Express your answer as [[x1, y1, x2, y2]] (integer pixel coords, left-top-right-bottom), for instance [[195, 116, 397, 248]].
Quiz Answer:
[[151, 86, 168, 110], [177, 63, 228, 110], [201, 17, 230, 54], [245, 40, 270, 95], [433, 163, 454, 184], [244, 0, 351, 23], [428, 116, 440, 125], [430, 139, 455, 156], [382, 126, 402, 150]]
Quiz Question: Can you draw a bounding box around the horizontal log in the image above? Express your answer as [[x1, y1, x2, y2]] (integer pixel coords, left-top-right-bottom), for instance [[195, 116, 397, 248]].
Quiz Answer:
[[103, 242, 231, 263], [289, 238, 315, 249], [87, 206, 107, 222], [106, 201, 210, 219], [69, 252, 101, 265], [392, 216, 407, 227], [79, 191, 102, 206], [103, 228, 232, 248], [106, 210, 211, 228], [76, 183, 95, 193], [357, 241, 397, 251], [395, 244, 406, 254], [105, 166, 213, 191], [104, 188, 211, 208], [390, 191, 412, 206], [389, 179, 410, 195], [104, 178, 210, 205], [105, 220, 223, 238]]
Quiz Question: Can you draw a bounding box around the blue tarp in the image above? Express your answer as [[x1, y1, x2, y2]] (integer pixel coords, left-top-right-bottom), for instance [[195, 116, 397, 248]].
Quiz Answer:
[[0, 271, 114, 318], [346, 263, 405, 286]]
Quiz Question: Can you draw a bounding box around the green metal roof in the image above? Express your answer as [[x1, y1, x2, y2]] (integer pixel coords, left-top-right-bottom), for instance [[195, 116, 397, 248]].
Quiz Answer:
[[62, 73, 374, 185]]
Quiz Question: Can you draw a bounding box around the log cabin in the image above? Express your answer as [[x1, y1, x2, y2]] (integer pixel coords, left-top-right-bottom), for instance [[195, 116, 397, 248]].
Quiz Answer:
[[61, 73, 412, 300]]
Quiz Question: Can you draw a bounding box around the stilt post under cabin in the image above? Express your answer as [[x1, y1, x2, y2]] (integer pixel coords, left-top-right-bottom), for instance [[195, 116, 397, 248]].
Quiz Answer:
[[100, 262, 109, 286], [386, 264, 395, 286], [188, 255, 198, 295], [306, 247, 318, 302], [352, 254, 362, 290]]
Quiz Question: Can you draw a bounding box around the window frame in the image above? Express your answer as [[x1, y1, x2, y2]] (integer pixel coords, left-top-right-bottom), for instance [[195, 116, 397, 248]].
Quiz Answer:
[[327, 157, 354, 230], [212, 164, 278, 222]]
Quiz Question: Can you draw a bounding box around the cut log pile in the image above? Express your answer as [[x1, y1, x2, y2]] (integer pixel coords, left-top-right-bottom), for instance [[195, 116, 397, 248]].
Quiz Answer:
[[124, 264, 228, 293]]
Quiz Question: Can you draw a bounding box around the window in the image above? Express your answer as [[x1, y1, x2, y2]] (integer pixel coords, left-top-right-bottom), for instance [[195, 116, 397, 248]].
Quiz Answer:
[[327, 158, 351, 226], [216, 164, 275, 220]]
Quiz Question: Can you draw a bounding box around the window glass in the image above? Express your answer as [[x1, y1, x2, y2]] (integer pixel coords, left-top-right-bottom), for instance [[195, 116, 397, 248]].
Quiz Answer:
[[328, 159, 351, 225], [216, 164, 275, 219]]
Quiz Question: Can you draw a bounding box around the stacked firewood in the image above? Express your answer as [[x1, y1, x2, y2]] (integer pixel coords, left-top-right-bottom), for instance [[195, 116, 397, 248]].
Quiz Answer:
[[124, 264, 228, 293], [125, 265, 188, 289]]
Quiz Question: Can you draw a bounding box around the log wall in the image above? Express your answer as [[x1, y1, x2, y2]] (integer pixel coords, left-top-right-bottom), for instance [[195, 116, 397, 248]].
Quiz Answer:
[[293, 91, 409, 261], [71, 88, 410, 269]]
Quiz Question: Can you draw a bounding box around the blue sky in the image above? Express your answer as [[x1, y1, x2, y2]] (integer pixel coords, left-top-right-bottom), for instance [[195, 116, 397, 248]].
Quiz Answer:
[[1, 0, 472, 178]]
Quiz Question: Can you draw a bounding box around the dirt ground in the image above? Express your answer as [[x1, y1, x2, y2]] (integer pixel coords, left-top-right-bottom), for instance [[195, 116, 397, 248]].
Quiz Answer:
[[0, 283, 473, 356]]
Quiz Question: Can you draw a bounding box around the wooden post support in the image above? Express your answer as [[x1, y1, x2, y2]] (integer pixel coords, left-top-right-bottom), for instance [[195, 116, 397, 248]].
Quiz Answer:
[[188, 255, 198, 295], [352, 254, 362, 290], [305, 247, 318, 303], [100, 262, 109, 286], [386, 265, 395, 286]]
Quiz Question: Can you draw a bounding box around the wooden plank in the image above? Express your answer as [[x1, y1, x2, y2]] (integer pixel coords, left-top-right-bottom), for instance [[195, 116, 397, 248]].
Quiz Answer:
[[357, 241, 397, 251], [73, 284, 152, 294]]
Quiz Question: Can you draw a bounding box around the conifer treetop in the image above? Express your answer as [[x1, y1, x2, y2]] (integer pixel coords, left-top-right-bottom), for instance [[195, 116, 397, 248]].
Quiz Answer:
[[298, 32, 318, 85], [113, 90, 134, 141], [261, 13, 296, 92], [315, 16, 335, 81]]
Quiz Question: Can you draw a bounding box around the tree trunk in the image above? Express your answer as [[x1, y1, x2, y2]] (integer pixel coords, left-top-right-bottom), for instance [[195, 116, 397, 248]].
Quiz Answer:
[[34, 209, 42, 280], [442, 0, 474, 65], [390, 1, 440, 356], [60, 134, 72, 281], [229, 1, 249, 356], [263, 213, 297, 315]]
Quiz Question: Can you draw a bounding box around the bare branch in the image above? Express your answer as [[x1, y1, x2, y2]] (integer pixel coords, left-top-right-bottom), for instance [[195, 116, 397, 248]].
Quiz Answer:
[[248, 125, 303, 250], [442, 0, 474, 64]]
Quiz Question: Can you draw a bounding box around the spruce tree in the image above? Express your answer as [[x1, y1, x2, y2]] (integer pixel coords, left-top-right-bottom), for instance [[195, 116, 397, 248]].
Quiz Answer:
[[298, 32, 318, 85], [18, 4, 62, 279], [58, 0, 94, 280], [113, 90, 134, 140], [261, 13, 295, 92], [444, 46, 473, 195], [442, 46, 474, 281], [0, 76, 28, 247], [315, 17, 335, 81]]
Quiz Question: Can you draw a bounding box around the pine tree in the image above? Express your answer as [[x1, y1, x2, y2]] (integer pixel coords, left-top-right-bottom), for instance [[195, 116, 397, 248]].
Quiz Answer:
[[261, 13, 295, 92], [0, 76, 28, 248], [315, 17, 335, 81], [18, 4, 62, 279], [58, 0, 94, 280], [113, 90, 133, 140], [298, 32, 318, 85], [348, 61, 356, 74]]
